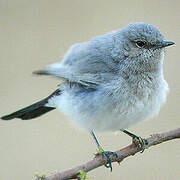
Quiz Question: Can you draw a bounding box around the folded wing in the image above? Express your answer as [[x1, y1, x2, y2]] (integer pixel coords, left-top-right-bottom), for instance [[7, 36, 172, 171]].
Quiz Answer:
[[34, 34, 119, 88]]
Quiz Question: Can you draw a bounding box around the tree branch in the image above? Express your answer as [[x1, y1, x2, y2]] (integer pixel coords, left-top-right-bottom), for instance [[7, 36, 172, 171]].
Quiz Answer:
[[35, 128, 180, 180]]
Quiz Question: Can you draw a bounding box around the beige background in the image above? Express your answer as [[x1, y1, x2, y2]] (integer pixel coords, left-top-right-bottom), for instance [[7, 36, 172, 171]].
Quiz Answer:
[[0, 0, 180, 180]]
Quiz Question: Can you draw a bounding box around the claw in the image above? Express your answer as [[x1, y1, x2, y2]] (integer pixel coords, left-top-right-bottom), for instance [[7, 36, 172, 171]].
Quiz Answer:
[[122, 130, 149, 153], [133, 136, 148, 153], [91, 131, 118, 171], [96, 146, 118, 171]]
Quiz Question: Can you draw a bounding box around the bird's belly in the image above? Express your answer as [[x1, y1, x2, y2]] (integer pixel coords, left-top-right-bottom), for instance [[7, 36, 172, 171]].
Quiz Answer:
[[54, 82, 168, 132]]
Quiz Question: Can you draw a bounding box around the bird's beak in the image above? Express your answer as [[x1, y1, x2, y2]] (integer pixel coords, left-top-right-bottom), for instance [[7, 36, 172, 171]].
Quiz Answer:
[[158, 41, 175, 48]]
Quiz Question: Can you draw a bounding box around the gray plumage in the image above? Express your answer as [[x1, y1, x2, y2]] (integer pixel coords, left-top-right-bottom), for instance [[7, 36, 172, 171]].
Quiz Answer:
[[2, 22, 174, 132]]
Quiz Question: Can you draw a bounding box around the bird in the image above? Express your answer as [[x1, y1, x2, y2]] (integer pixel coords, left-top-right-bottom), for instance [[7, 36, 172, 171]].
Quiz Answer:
[[1, 22, 174, 171]]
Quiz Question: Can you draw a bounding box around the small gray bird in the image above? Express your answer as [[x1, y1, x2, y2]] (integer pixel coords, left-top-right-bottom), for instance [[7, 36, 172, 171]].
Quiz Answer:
[[1, 22, 174, 170]]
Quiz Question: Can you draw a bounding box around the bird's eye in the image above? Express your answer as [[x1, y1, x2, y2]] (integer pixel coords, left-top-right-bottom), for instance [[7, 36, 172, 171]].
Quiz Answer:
[[135, 41, 146, 48]]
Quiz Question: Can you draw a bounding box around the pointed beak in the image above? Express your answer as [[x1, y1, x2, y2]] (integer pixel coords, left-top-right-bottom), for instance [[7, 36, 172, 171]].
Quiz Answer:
[[158, 41, 175, 48]]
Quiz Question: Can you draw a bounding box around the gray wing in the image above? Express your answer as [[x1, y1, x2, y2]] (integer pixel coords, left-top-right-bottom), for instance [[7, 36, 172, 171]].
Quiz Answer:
[[34, 33, 119, 88]]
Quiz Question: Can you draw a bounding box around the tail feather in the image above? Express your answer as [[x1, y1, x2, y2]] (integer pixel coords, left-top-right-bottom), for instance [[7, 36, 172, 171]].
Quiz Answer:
[[1, 89, 61, 120], [1, 103, 55, 120]]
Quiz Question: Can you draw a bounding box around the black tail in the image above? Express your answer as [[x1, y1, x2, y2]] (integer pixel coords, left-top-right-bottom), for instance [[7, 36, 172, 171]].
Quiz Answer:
[[1, 89, 61, 120]]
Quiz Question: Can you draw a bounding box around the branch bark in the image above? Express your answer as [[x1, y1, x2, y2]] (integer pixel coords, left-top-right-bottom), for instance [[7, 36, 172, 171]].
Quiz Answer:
[[35, 128, 180, 180]]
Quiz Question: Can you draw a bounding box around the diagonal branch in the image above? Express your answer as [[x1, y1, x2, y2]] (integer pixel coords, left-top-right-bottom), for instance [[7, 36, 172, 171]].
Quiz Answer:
[[35, 128, 180, 180]]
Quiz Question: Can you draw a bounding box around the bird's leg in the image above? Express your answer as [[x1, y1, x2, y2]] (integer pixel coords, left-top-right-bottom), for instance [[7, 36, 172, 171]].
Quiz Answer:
[[90, 131, 118, 171], [121, 129, 148, 153]]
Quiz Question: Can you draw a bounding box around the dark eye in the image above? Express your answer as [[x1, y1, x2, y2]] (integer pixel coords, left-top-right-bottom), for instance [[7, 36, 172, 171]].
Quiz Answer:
[[135, 41, 146, 48]]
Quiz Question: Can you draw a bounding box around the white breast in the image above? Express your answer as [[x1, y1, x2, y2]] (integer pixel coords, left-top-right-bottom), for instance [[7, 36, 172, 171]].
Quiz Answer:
[[49, 53, 169, 132], [50, 76, 168, 132]]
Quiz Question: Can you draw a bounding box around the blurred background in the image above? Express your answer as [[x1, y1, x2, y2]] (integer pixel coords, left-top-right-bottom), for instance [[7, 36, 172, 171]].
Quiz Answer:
[[0, 0, 180, 179]]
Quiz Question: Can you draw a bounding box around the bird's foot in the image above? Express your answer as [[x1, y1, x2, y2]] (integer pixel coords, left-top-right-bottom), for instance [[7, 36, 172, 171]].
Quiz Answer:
[[122, 130, 148, 153], [132, 136, 148, 153], [96, 146, 118, 171]]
